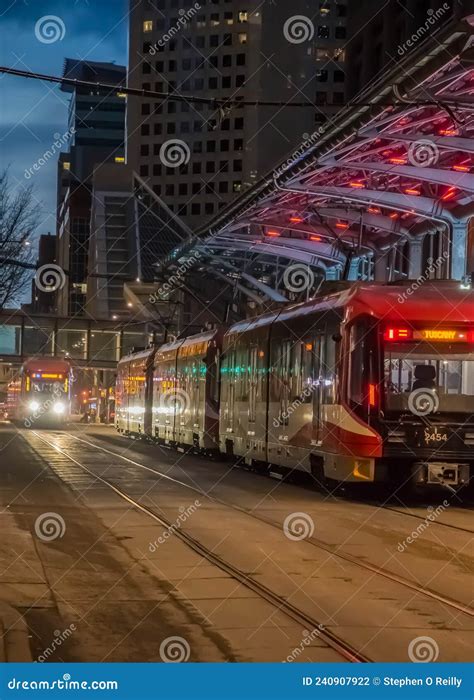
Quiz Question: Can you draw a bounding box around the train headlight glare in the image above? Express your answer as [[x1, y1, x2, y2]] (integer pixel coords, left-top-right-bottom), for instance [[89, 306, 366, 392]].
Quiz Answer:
[[53, 402, 66, 414], [29, 400, 40, 412]]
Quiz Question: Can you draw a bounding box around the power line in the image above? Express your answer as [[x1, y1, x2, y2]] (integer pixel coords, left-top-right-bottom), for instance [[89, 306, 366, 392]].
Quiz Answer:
[[3, 65, 473, 111], [0, 65, 317, 109]]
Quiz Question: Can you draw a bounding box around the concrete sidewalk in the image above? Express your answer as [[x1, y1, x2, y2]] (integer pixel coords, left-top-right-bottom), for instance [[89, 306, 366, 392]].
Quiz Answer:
[[0, 506, 36, 662], [0, 602, 32, 662]]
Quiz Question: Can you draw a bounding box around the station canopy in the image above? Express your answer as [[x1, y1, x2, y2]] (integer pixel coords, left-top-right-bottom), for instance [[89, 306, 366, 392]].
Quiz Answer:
[[148, 14, 474, 305]]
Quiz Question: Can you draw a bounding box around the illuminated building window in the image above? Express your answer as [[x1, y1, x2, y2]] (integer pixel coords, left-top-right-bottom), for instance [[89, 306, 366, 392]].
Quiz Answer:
[[316, 48, 330, 60], [238, 32, 247, 44], [115, 156, 125, 163], [238, 11, 248, 22], [63, 162, 71, 170], [143, 20, 153, 32]]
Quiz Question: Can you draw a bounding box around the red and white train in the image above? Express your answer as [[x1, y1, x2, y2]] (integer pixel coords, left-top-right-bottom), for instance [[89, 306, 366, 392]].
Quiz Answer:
[[116, 282, 474, 490], [7, 358, 73, 427]]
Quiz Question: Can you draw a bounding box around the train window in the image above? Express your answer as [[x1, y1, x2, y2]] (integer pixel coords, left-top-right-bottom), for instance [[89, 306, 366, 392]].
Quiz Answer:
[[303, 341, 314, 402], [249, 345, 258, 422], [269, 342, 280, 402], [384, 345, 474, 414], [290, 341, 314, 402], [347, 323, 366, 407], [272, 340, 292, 424], [208, 350, 220, 407], [231, 344, 247, 401], [291, 342, 303, 398], [224, 346, 236, 426], [281, 340, 291, 387], [323, 335, 337, 405]]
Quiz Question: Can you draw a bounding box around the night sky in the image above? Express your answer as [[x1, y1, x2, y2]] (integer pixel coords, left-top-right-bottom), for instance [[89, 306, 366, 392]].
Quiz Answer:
[[0, 0, 128, 238]]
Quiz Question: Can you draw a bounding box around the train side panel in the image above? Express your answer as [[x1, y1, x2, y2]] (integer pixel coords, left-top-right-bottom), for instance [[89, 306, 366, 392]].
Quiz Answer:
[[266, 311, 319, 473], [175, 330, 221, 452], [152, 339, 183, 443], [220, 318, 273, 463], [115, 357, 129, 434], [116, 349, 155, 436]]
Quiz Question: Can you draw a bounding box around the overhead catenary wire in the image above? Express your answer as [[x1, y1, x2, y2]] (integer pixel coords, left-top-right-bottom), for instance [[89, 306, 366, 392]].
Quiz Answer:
[[2, 66, 474, 111]]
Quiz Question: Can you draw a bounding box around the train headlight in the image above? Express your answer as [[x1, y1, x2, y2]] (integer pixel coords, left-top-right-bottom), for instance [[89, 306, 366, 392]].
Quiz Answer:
[[53, 402, 66, 414], [29, 400, 40, 412]]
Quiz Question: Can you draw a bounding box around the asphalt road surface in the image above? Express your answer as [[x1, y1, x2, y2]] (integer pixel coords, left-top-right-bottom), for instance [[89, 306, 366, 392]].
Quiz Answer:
[[0, 423, 472, 663]]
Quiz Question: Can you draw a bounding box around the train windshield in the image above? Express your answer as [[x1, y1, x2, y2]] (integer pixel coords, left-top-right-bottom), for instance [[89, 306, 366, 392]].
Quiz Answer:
[[31, 380, 67, 394], [384, 342, 474, 415]]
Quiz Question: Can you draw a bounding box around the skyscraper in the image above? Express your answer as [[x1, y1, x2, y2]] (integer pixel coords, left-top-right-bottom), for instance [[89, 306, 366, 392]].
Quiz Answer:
[[345, 0, 459, 99], [56, 59, 126, 316], [127, 0, 344, 229]]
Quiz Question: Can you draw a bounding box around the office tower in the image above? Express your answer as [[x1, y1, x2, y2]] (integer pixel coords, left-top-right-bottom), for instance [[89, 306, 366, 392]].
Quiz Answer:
[[127, 0, 344, 229], [56, 59, 126, 315]]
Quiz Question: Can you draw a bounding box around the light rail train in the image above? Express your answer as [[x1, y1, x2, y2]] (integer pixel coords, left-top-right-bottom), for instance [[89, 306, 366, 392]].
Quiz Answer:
[[116, 283, 474, 491], [7, 358, 73, 427]]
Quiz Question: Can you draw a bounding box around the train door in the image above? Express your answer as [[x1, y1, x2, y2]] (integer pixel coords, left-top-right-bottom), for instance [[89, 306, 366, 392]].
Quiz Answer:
[[227, 347, 236, 431], [143, 356, 154, 437], [192, 358, 200, 430], [312, 334, 325, 446], [279, 339, 292, 427], [249, 345, 258, 424]]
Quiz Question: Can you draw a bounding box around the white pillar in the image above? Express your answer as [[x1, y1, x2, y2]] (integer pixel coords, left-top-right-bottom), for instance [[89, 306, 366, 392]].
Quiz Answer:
[[408, 239, 424, 279], [374, 253, 389, 282], [451, 219, 468, 280]]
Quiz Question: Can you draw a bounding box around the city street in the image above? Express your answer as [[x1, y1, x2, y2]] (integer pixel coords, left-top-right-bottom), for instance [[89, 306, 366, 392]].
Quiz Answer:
[[1, 1, 474, 694], [0, 423, 472, 663]]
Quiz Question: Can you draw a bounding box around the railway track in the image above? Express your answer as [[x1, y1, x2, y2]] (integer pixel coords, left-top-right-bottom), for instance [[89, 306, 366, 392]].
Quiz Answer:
[[29, 430, 370, 664], [376, 505, 473, 534], [40, 431, 474, 620]]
